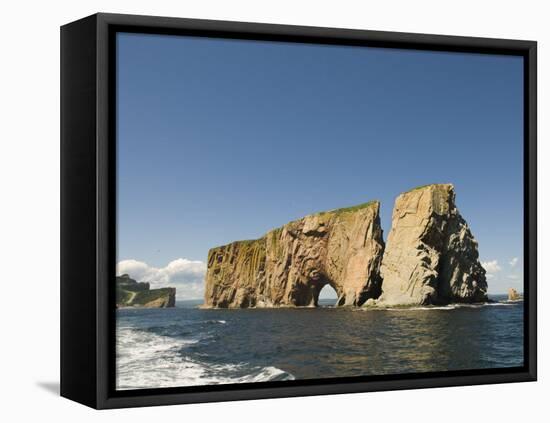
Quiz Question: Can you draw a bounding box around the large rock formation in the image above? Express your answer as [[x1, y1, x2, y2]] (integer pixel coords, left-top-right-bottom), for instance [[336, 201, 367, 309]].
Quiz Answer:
[[116, 274, 176, 308], [377, 184, 488, 306], [203, 201, 385, 308]]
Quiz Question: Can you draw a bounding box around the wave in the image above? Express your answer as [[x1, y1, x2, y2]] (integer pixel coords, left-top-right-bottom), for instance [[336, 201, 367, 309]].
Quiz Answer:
[[116, 326, 293, 390], [236, 366, 294, 383], [206, 319, 227, 324], [357, 301, 521, 312]]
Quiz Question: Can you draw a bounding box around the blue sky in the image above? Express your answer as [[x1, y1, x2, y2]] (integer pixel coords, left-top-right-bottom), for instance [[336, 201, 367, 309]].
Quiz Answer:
[[116, 32, 524, 298]]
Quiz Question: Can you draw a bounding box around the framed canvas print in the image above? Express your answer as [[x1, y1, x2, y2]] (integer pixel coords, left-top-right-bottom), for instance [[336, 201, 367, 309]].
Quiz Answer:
[[60, 13, 537, 409]]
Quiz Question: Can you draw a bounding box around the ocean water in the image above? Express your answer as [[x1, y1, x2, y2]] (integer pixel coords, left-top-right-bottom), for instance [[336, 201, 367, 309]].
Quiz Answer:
[[116, 295, 524, 390]]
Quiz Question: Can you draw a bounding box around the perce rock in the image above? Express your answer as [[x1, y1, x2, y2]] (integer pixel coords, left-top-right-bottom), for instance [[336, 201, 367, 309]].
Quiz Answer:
[[377, 184, 488, 306], [203, 201, 385, 308]]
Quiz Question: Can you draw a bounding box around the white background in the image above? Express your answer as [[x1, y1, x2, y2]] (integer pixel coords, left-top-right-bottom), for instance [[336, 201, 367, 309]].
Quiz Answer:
[[1, 1, 547, 421]]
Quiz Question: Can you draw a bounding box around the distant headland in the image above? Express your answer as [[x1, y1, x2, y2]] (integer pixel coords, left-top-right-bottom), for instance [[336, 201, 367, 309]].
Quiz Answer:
[[116, 274, 175, 308]]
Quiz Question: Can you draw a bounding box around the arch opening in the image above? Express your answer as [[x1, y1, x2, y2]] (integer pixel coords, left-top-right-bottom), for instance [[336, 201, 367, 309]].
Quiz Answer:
[[317, 283, 338, 307]]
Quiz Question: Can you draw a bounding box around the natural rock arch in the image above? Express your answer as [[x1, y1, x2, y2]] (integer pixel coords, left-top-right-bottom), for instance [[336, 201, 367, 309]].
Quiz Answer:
[[204, 202, 384, 308], [287, 275, 341, 307]]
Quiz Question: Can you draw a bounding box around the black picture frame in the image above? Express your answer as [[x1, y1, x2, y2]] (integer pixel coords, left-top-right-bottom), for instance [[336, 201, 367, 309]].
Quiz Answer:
[[60, 12, 537, 409]]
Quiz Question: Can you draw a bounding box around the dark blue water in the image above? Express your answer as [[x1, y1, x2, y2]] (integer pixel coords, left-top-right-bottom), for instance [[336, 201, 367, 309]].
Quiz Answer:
[[116, 295, 524, 390]]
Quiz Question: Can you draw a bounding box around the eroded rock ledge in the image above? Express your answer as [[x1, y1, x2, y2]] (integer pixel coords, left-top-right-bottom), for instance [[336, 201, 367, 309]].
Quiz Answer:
[[203, 202, 385, 308], [203, 184, 488, 309]]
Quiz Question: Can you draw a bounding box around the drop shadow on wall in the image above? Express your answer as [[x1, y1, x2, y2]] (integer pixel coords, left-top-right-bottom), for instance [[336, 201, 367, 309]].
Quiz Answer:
[[36, 381, 60, 396]]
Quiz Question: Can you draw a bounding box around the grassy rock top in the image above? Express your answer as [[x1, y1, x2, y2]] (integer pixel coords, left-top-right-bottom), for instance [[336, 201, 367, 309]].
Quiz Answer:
[[403, 183, 453, 194], [315, 200, 379, 216]]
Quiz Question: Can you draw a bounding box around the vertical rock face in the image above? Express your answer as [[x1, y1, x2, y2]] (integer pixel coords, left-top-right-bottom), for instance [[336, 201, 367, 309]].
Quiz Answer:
[[378, 184, 488, 306], [203, 201, 385, 308]]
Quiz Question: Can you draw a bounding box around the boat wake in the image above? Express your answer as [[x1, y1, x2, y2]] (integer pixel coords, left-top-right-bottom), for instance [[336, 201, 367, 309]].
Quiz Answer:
[[116, 326, 293, 390]]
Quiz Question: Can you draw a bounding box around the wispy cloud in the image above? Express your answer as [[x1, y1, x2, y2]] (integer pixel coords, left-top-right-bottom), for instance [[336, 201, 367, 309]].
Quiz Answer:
[[509, 257, 519, 267], [117, 258, 206, 300], [481, 259, 502, 281], [481, 260, 501, 275]]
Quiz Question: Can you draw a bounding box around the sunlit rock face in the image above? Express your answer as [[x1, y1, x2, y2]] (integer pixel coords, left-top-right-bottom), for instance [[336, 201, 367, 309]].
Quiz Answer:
[[377, 184, 488, 306], [508, 288, 521, 301], [203, 184, 488, 309], [203, 202, 385, 308]]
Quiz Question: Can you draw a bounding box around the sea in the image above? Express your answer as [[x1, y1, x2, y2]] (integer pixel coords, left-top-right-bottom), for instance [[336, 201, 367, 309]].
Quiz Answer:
[[116, 295, 524, 390]]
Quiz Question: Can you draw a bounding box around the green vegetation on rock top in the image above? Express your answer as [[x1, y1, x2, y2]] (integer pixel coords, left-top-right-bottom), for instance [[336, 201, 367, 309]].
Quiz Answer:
[[404, 183, 451, 194], [316, 200, 379, 216]]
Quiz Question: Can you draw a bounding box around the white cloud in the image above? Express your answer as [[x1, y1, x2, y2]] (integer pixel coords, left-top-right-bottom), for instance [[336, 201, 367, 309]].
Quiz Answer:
[[116, 259, 150, 281], [117, 258, 207, 300], [507, 274, 520, 280], [481, 260, 501, 274], [509, 257, 519, 267]]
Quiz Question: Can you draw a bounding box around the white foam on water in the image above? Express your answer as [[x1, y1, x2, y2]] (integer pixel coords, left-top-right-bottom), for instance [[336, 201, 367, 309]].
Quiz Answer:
[[356, 301, 520, 312], [116, 327, 293, 390], [453, 302, 516, 308], [205, 319, 227, 325], [387, 305, 458, 311], [238, 366, 295, 383]]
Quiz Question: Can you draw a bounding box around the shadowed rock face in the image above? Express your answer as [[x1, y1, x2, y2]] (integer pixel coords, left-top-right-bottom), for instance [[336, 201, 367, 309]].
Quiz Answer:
[[203, 202, 385, 308], [378, 184, 488, 306]]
